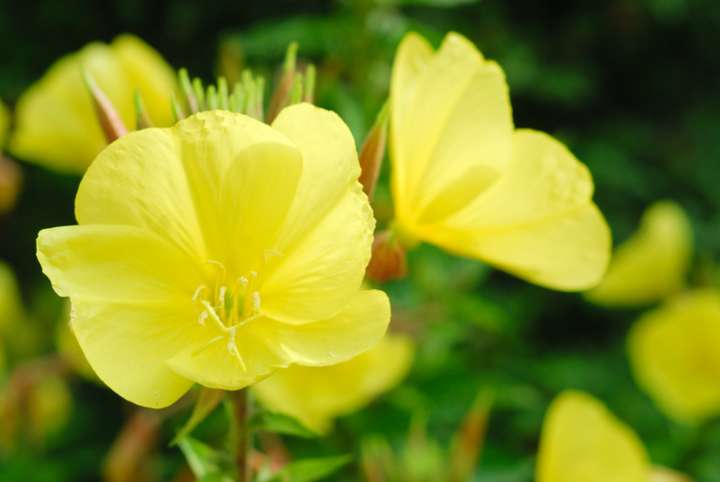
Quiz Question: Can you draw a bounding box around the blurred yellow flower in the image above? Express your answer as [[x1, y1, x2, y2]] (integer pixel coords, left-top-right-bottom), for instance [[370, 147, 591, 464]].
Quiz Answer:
[[253, 334, 414, 433], [10, 34, 176, 173], [628, 290, 720, 422], [586, 201, 692, 307], [0, 99, 9, 148], [37, 106, 390, 408], [389, 32, 610, 291], [537, 390, 649, 482]]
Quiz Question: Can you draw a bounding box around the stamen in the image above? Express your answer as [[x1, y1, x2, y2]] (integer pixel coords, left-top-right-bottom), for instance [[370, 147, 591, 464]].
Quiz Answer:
[[206, 259, 227, 276], [251, 291, 261, 312], [192, 285, 207, 302], [238, 276, 249, 288], [197, 310, 208, 326], [226, 326, 247, 371], [218, 285, 227, 317], [201, 300, 226, 331]]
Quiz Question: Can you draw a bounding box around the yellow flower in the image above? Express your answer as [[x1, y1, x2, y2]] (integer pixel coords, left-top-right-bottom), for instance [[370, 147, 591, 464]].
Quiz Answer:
[[628, 290, 720, 422], [537, 390, 650, 482], [11, 34, 176, 173], [253, 334, 414, 433], [389, 32, 610, 290], [36, 106, 390, 408], [0, 99, 9, 148], [586, 201, 692, 307]]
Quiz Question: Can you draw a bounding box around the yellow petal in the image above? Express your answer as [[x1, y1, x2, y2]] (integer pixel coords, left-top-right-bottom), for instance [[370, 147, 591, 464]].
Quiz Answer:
[[76, 111, 300, 266], [421, 130, 610, 290], [586, 201, 692, 307], [10, 35, 175, 172], [11, 42, 127, 171], [173, 111, 300, 263], [390, 32, 433, 214], [257, 289, 391, 366], [111, 34, 176, 127], [166, 319, 284, 391], [628, 290, 720, 422], [261, 185, 374, 323], [254, 332, 413, 434], [37, 225, 202, 303], [390, 32, 513, 224], [537, 390, 650, 482], [271, 103, 361, 249], [70, 299, 198, 408], [167, 289, 390, 392]]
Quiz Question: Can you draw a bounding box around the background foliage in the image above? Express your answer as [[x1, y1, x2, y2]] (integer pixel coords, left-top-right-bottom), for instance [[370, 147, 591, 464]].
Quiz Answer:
[[1, 0, 720, 480]]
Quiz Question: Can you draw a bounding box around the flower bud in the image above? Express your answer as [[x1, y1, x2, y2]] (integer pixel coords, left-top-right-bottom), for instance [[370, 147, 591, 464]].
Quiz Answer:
[[358, 103, 388, 200], [0, 155, 22, 215], [83, 70, 128, 142], [366, 230, 407, 283]]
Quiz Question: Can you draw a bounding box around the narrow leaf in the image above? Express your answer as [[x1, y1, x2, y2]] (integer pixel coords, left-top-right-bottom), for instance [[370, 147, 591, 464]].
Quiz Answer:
[[250, 410, 318, 438], [268, 455, 351, 482], [172, 388, 225, 445]]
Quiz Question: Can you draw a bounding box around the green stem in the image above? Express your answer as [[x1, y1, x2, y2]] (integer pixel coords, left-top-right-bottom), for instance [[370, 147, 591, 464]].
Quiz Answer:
[[232, 389, 252, 482]]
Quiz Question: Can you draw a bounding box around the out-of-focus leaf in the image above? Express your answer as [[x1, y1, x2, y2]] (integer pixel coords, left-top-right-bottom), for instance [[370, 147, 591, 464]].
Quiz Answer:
[[267, 455, 351, 482], [172, 388, 225, 445], [250, 410, 318, 439], [177, 436, 231, 480]]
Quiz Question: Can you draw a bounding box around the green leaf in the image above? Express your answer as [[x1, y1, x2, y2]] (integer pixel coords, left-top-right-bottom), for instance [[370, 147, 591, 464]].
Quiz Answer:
[[177, 436, 226, 479], [172, 388, 225, 445], [250, 410, 318, 438], [267, 455, 352, 482]]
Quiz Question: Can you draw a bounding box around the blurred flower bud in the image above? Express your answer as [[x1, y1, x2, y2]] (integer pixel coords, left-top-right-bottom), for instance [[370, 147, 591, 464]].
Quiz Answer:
[[367, 230, 407, 283], [103, 410, 161, 482], [267, 42, 298, 122], [448, 392, 492, 482], [358, 103, 388, 200], [0, 155, 22, 215], [28, 373, 72, 445]]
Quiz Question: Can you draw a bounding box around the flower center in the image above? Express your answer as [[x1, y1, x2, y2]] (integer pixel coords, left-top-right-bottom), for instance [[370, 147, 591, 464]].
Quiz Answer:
[[190, 259, 263, 367]]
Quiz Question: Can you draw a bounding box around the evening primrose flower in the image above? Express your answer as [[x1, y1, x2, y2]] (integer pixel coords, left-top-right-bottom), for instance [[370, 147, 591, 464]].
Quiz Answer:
[[537, 391, 687, 482], [586, 201, 692, 307], [253, 334, 414, 433], [388, 32, 610, 290], [36, 105, 390, 408], [11, 34, 176, 173], [628, 290, 720, 422]]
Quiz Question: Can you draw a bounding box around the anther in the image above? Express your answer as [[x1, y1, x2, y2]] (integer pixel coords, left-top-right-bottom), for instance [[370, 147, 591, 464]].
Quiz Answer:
[[251, 291, 261, 312], [198, 310, 208, 326], [192, 285, 207, 302]]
